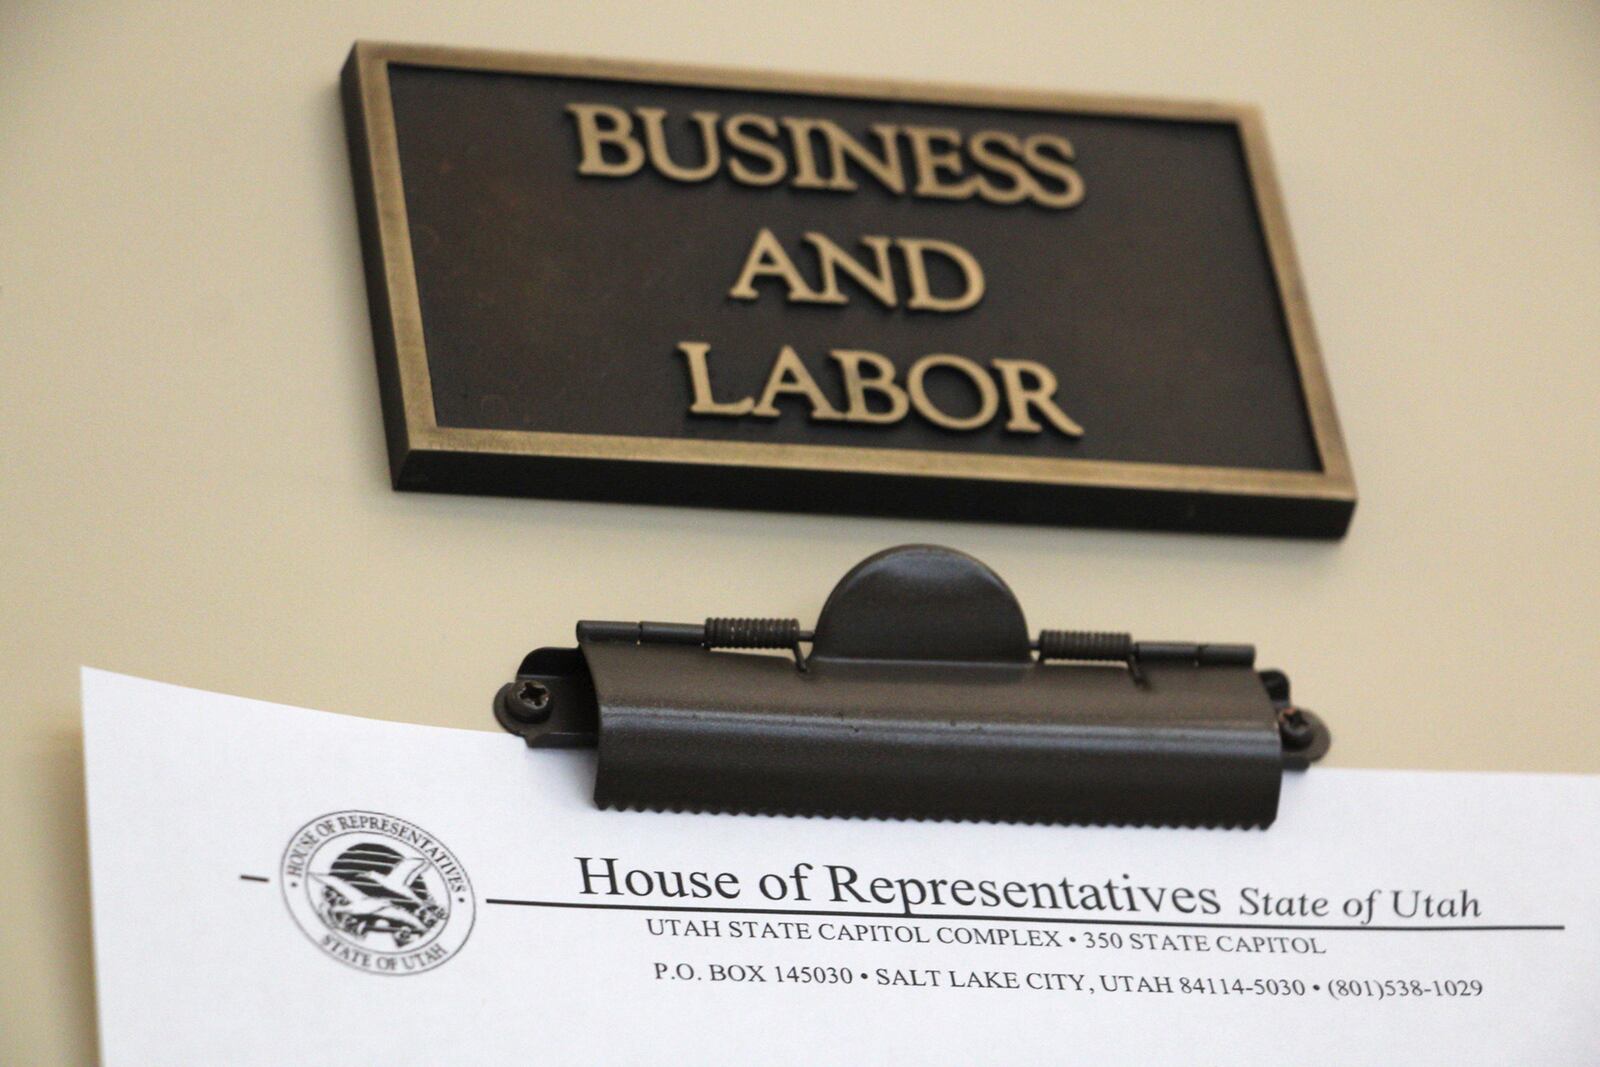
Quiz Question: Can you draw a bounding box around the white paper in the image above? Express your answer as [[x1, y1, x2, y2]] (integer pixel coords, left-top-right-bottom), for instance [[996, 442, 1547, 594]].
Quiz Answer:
[[82, 669, 1599, 1065]]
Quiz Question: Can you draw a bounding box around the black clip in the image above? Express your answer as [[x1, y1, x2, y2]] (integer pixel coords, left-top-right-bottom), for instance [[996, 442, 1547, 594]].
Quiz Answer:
[[495, 545, 1330, 828]]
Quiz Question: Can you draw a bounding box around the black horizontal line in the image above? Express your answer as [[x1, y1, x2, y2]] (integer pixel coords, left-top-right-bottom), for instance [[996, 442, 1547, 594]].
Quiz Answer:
[[239, 874, 269, 883], [483, 897, 1563, 933]]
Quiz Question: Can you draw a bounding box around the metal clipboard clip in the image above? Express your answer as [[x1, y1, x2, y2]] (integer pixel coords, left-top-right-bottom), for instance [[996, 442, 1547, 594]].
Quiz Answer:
[[494, 545, 1330, 828]]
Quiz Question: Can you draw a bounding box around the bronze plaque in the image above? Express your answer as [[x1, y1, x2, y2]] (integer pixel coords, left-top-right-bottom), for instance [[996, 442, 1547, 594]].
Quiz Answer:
[[341, 42, 1355, 536]]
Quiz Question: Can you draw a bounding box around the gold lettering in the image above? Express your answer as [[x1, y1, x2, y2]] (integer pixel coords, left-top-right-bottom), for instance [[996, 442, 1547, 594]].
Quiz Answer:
[[751, 346, 845, 420], [992, 358, 1083, 436], [818, 121, 906, 194], [566, 104, 1089, 209], [634, 107, 722, 182], [675, 343, 755, 417], [904, 126, 980, 201], [1022, 134, 1086, 208], [906, 354, 999, 430], [829, 350, 910, 424], [898, 237, 986, 313], [565, 103, 645, 177], [678, 345, 1082, 436], [724, 113, 787, 186], [803, 232, 897, 307], [728, 228, 823, 303], [969, 130, 1038, 206], [779, 117, 830, 189]]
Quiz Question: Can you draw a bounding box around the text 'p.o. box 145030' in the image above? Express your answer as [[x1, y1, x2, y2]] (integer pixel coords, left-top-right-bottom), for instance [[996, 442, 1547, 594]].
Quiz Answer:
[[341, 42, 1355, 537]]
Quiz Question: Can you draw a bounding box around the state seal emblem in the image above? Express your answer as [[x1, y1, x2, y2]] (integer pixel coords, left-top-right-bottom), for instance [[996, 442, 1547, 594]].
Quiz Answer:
[[280, 811, 474, 974]]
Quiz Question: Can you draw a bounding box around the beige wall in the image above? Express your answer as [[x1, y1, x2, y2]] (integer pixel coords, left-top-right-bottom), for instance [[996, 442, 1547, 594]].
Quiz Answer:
[[3, 2, 1597, 1061]]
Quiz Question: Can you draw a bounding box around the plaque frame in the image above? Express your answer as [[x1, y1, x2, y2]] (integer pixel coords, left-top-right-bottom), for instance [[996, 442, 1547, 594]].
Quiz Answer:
[[341, 41, 1356, 537]]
